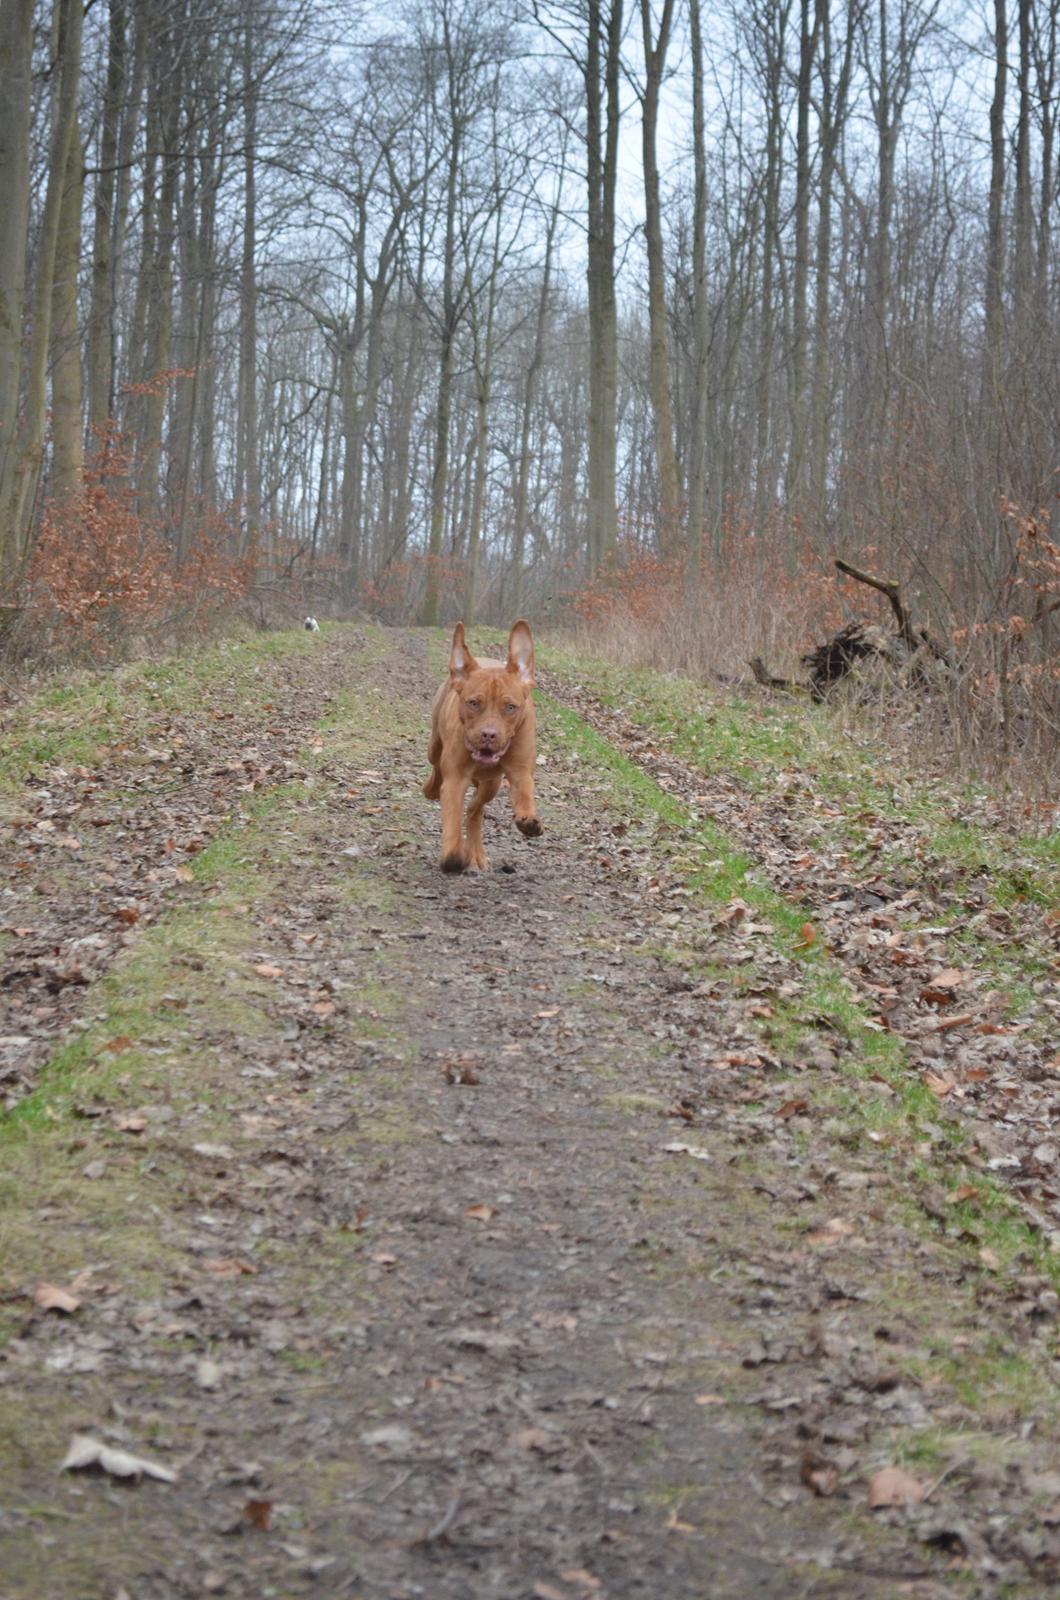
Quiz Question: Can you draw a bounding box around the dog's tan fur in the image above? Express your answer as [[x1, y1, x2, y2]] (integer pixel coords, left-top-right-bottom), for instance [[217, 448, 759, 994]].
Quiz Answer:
[[424, 620, 543, 872]]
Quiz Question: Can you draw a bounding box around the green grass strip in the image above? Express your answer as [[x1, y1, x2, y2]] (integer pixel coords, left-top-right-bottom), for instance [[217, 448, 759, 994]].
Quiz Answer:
[[541, 691, 1060, 1286]]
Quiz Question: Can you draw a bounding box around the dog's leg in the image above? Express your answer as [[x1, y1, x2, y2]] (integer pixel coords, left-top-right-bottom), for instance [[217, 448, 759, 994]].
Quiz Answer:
[[423, 727, 443, 801], [439, 776, 469, 872], [509, 769, 543, 838], [465, 772, 502, 869]]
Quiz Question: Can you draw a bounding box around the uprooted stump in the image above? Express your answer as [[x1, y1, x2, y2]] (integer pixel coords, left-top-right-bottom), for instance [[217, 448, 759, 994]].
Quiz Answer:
[[801, 620, 904, 700], [750, 560, 953, 703]]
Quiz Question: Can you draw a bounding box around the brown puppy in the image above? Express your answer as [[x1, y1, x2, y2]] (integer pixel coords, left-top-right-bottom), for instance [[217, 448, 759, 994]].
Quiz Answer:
[[424, 620, 543, 872]]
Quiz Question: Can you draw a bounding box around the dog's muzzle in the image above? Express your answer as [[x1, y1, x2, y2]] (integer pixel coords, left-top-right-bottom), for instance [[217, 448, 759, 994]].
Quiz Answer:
[[468, 741, 511, 766]]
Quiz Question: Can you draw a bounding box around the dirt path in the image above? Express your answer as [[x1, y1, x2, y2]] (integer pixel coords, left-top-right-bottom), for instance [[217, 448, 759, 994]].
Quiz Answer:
[[1, 628, 1057, 1599]]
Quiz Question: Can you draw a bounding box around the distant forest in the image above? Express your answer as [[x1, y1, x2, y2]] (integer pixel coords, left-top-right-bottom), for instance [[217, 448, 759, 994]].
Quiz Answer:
[[0, 0, 1057, 635]]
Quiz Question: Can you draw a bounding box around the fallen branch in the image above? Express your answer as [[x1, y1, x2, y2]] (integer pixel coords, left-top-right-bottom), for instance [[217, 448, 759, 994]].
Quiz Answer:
[[749, 656, 803, 693], [835, 558, 951, 667], [834, 559, 917, 650]]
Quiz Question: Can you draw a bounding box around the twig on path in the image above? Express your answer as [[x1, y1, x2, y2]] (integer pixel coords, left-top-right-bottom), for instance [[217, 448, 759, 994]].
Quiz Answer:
[[414, 1490, 462, 1545], [922, 1456, 971, 1502], [378, 1467, 416, 1503]]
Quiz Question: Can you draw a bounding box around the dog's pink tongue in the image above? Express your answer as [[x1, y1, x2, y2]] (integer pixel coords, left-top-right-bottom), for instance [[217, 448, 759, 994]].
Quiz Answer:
[[476, 749, 499, 764]]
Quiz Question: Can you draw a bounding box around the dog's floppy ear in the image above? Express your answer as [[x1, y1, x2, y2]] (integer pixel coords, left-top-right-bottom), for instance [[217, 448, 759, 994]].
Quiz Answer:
[[449, 622, 477, 686], [507, 619, 535, 686]]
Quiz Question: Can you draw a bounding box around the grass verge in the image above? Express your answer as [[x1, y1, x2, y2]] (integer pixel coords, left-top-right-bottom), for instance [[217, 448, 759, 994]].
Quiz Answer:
[[540, 691, 1060, 1296]]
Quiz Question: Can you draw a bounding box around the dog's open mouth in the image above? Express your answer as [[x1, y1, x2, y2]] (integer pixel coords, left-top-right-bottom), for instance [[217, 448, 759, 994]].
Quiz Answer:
[[469, 742, 510, 766]]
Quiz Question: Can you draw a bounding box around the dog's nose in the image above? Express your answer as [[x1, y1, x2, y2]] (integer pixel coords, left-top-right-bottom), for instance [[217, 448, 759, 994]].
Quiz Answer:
[[480, 727, 499, 746]]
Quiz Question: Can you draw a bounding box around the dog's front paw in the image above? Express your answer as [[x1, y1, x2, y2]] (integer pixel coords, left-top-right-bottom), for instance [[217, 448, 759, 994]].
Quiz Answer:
[[440, 850, 468, 873], [515, 815, 543, 838]]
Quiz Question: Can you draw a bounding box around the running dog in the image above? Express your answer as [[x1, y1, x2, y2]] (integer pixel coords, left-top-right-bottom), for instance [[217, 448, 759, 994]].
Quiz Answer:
[[424, 621, 543, 872]]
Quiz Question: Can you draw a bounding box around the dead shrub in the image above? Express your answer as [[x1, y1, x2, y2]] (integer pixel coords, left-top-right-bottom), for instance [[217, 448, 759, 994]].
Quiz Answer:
[[11, 427, 253, 661]]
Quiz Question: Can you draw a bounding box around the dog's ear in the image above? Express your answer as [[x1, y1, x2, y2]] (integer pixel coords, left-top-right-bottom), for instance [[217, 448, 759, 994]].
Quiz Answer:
[[506, 620, 535, 686], [449, 622, 477, 686]]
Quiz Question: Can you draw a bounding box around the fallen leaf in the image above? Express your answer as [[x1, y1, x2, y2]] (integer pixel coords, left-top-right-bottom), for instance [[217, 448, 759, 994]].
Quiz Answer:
[[204, 1257, 256, 1278], [559, 1570, 601, 1591], [254, 963, 284, 979], [196, 1358, 222, 1390], [361, 1424, 413, 1450], [442, 1058, 480, 1085], [947, 1184, 980, 1206], [867, 1465, 925, 1508], [777, 1098, 809, 1119], [115, 1114, 147, 1134], [923, 1072, 955, 1097], [465, 1203, 497, 1223], [795, 921, 817, 949], [61, 1434, 177, 1483], [112, 905, 140, 925], [243, 1498, 272, 1530], [511, 1427, 559, 1453], [665, 1507, 696, 1533], [694, 1393, 725, 1406], [928, 967, 964, 989], [532, 1585, 568, 1600], [920, 986, 957, 1007], [979, 1246, 1001, 1271], [806, 1217, 855, 1248], [933, 1012, 973, 1033], [102, 1035, 135, 1053], [801, 1451, 839, 1497], [662, 1141, 710, 1162], [34, 1282, 80, 1314]]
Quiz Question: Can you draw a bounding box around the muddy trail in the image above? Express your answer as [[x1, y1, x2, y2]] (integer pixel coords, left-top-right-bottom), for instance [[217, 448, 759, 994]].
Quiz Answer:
[[1, 627, 1058, 1600]]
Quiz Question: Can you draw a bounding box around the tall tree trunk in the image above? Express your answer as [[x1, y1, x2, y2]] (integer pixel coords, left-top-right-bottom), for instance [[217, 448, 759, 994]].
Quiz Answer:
[[585, 0, 623, 576], [752, 0, 789, 528], [1012, 0, 1033, 351], [138, 30, 180, 525], [86, 0, 126, 438], [685, 0, 710, 576], [511, 192, 560, 617], [809, 0, 858, 514], [463, 204, 504, 628], [0, 0, 36, 573], [982, 0, 1007, 414], [869, 0, 896, 415], [50, 127, 85, 506], [639, 0, 680, 551], [786, 0, 819, 508], [420, 20, 464, 627], [1033, 1, 1057, 323], [11, 0, 83, 550], [108, 7, 147, 418], [237, 4, 260, 550]]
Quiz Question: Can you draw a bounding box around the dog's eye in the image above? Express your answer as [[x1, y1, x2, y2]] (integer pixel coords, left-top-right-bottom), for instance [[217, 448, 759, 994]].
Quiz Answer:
[[466, 697, 481, 711], [504, 702, 517, 715]]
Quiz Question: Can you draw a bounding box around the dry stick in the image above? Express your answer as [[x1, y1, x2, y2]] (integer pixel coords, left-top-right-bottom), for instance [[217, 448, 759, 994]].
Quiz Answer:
[[748, 656, 803, 693], [833, 558, 918, 649], [922, 1456, 971, 1502], [419, 1491, 462, 1544], [834, 557, 952, 668]]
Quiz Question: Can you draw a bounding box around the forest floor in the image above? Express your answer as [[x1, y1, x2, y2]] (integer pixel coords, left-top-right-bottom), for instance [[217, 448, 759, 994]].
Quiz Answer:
[[0, 623, 1058, 1600]]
